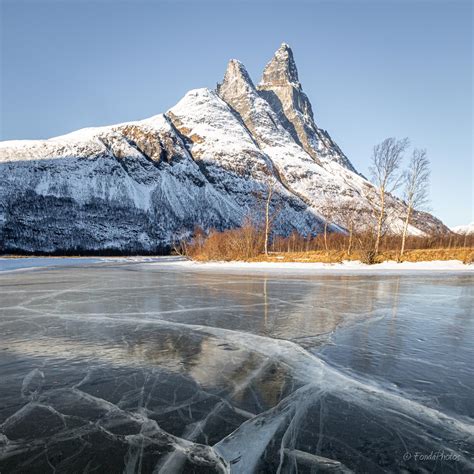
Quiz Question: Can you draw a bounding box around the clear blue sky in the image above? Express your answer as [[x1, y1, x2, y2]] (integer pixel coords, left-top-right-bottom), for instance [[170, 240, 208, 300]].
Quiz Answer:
[[1, 0, 472, 227]]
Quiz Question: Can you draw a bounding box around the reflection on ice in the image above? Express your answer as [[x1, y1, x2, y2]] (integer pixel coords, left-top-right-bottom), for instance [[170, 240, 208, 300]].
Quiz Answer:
[[0, 261, 473, 473]]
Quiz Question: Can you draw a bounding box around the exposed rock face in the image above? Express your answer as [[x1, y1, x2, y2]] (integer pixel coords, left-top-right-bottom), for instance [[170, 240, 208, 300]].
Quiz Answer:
[[257, 43, 357, 172], [0, 44, 448, 254], [217, 59, 359, 211]]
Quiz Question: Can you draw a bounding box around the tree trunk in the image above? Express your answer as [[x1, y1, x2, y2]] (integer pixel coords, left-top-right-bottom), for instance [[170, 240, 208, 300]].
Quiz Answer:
[[374, 190, 385, 255], [400, 205, 412, 259], [264, 205, 270, 255], [347, 222, 353, 256], [264, 185, 273, 255], [323, 222, 328, 254]]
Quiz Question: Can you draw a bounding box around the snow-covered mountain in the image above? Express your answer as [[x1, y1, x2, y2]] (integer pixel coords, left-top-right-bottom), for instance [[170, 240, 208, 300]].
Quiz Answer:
[[451, 223, 474, 235], [0, 44, 448, 253]]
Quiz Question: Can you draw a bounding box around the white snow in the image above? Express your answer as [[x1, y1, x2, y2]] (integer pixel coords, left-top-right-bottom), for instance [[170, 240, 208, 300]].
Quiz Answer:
[[148, 258, 473, 273], [451, 222, 474, 235]]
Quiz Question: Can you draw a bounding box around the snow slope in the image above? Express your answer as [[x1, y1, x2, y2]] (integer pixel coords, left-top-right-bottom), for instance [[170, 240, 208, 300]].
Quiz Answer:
[[451, 222, 474, 235]]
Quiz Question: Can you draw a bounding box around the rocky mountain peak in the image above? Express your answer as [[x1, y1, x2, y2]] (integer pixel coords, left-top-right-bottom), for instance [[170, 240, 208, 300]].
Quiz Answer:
[[217, 59, 256, 99], [260, 42, 300, 87], [256, 44, 358, 172]]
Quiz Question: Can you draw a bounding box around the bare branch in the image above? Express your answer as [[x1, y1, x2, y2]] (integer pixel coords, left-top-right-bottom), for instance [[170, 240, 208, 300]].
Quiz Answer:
[[403, 148, 430, 211], [369, 137, 410, 193]]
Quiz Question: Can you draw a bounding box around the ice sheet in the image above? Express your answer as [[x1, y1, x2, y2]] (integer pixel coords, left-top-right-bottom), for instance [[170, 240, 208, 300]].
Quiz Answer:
[[0, 259, 472, 472]]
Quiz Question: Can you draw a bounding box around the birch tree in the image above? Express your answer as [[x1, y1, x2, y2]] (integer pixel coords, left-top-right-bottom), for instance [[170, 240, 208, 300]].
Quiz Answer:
[[369, 137, 410, 254], [338, 203, 356, 256], [400, 148, 430, 258], [320, 199, 336, 255]]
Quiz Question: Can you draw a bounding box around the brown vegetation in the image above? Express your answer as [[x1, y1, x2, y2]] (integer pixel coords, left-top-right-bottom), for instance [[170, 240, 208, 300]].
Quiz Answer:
[[177, 225, 474, 264], [246, 248, 473, 265], [177, 220, 264, 261]]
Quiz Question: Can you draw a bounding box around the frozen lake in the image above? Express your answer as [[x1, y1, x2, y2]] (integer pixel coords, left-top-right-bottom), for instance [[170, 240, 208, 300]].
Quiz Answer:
[[0, 259, 473, 473]]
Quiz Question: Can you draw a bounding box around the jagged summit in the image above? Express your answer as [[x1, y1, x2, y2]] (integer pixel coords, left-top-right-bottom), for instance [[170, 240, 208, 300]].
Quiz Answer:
[[217, 59, 256, 99], [217, 44, 350, 170], [257, 44, 357, 172], [260, 42, 300, 86]]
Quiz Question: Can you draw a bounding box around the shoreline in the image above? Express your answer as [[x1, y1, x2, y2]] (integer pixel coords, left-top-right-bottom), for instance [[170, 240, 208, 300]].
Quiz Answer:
[[2, 256, 472, 274]]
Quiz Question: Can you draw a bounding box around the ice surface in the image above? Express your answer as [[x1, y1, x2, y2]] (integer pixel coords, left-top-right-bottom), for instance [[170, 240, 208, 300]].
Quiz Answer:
[[0, 257, 103, 273], [0, 259, 473, 473]]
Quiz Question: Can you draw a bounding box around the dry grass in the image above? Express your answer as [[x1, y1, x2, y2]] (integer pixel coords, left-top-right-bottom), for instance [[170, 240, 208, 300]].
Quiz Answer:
[[182, 224, 473, 265], [242, 248, 474, 264]]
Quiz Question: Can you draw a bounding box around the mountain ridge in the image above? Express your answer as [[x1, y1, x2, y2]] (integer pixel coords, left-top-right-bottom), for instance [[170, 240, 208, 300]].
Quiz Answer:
[[0, 44, 448, 254]]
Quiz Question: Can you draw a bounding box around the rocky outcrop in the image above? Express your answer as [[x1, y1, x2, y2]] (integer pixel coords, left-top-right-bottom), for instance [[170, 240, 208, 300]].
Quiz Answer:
[[257, 43, 357, 172]]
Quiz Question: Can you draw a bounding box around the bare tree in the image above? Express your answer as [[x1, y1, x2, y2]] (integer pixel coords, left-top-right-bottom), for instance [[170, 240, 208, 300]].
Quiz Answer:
[[369, 137, 410, 254], [337, 203, 357, 256], [171, 228, 192, 257], [320, 199, 337, 255], [399, 148, 430, 258]]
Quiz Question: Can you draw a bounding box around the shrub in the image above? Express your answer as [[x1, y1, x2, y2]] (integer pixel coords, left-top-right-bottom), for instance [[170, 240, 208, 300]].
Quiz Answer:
[[359, 248, 377, 265], [186, 219, 263, 261]]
